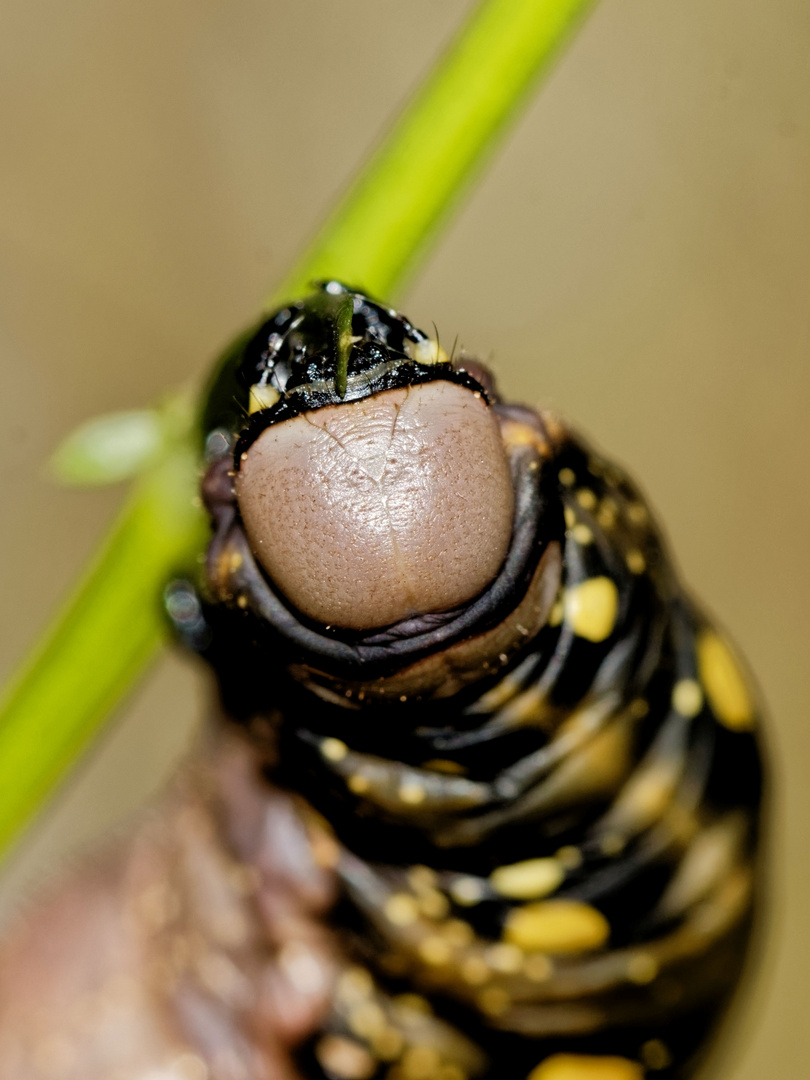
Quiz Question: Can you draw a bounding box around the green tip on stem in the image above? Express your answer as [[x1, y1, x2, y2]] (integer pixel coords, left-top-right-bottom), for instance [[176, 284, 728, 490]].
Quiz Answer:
[[334, 293, 354, 399]]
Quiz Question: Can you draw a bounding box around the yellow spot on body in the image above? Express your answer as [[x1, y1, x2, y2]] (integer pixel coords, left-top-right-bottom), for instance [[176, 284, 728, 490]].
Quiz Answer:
[[399, 781, 427, 805], [640, 1040, 672, 1070], [571, 523, 594, 545], [626, 502, 648, 525], [322, 737, 349, 762], [564, 578, 619, 643], [349, 1001, 387, 1039], [484, 943, 523, 974], [576, 489, 597, 510], [697, 629, 755, 730], [374, 1029, 405, 1061], [564, 506, 577, 529], [248, 383, 280, 414], [477, 986, 511, 1016], [442, 919, 474, 946], [600, 832, 626, 857], [598, 499, 618, 529], [418, 936, 453, 966], [393, 993, 433, 1015], [625, 548, 646, 574], [527, 1054, 644, 1080], [555, 846, 583, 871], [410, 339, 448, 366], [419, 891, 450, 920], [408, 865, 438, 890], [504, 900, 609, 954], [439, 1066, 467, 1080], [315, 1034, 377, 1080], [228, 551, 243, 572], [337, 966, 374, 1001], [401, 1045, 442, 1080], [385, 894, 420, 926], [489, 858, 564, 900], [523, 953, 553, 981], [548, 597, 564, 627], [422, 759, 467, 775], [461, 956, 491, 985], [348, 774, 371, 795], [559, 467, 576, 487], [450, 877, 486, 906], [626, 952, 659, 985], [671, 679, 704, 718]]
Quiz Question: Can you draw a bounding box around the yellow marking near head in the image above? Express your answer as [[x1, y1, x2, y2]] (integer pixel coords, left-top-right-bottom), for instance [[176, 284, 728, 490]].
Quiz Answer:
[[671, 678, 704, 718], [489, 858, 564, 900], [504, 900, 609, 954], [409, 339, 448, 365], [564, 578, 619, 642], [248, 383, 280, 414], [527, 1054, 644, 1080], [697, 629, 755, 730], [348, 774, 371, 795]]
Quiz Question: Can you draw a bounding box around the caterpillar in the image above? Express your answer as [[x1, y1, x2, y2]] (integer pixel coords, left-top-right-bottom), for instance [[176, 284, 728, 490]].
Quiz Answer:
[[174, 281, 764, 1080]]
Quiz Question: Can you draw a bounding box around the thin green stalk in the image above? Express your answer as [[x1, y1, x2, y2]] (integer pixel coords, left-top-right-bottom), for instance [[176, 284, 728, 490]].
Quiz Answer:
[[0, 446, 207, 858], [0, 0, 598, 862]]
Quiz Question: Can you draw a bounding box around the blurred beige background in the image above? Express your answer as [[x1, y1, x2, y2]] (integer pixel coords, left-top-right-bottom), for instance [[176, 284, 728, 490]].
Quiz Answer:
[[0, 0, 808, 1075]]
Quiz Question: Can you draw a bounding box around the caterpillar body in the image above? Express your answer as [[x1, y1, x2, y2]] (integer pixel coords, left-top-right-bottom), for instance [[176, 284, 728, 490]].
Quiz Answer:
[[184, 283, 764, 1080]]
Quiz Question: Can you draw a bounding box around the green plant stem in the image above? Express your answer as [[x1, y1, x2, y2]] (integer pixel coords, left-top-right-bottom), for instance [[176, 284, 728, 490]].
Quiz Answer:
[[0, 448, 207, 858], [274, 0, 597, 305], [0, 0, 598, 862]]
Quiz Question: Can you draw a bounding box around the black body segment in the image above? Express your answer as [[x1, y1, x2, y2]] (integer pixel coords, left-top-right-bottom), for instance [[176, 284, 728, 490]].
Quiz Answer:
[[186, 287, 764, 1080]]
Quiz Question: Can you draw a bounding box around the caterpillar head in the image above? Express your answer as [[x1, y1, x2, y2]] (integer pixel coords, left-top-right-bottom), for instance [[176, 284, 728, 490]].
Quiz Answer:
[[204, 282, 515, 631]]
